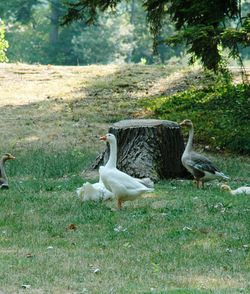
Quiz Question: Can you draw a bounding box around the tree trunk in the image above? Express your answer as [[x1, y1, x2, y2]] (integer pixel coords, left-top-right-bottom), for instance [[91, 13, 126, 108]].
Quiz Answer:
[[49, 0, 60, 45], [130, 0, 136, 24], [90, 119, 188, 181]]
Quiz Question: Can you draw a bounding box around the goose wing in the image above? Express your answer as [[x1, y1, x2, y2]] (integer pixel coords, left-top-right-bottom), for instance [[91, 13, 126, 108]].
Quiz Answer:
[[100, 166, 153, 195], [190, 152, 220, 174]]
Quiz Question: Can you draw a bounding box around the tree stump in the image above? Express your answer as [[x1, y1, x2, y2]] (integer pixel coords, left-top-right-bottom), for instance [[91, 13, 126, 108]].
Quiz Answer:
[[90, 119, 188, 181]]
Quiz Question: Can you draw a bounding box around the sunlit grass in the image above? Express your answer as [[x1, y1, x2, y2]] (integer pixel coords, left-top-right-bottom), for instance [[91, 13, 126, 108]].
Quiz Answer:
[[0, 63, 195, 152], [0, 148, 249, 293]]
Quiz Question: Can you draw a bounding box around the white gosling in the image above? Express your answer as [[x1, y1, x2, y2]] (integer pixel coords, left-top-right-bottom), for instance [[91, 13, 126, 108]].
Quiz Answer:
[[76, 180, 114, 201], [76, 133, 153, 202], [220, 184, 250, 195]]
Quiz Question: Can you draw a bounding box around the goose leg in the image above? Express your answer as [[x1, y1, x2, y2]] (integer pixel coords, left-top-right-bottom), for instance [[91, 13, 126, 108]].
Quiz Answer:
[[0, 184, 9, 189], [197, 181, 204, 188], [196, 180, 203, 189], [118, 199, 123, 209]]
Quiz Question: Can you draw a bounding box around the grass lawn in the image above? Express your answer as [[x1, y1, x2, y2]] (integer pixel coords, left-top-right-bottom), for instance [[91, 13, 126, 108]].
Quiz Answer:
[[0, 63, 249, 293]]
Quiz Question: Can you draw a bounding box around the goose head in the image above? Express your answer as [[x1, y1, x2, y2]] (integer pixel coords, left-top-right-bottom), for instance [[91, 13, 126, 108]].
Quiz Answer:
[[220, 184, 231, 193], [1, 153, 16, 162], [179, 119, 193, 128], [100, 133, 116, 144]]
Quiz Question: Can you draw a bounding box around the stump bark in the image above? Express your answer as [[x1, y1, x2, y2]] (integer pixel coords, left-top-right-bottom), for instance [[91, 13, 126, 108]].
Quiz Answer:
[[91, 119, 188, 181]]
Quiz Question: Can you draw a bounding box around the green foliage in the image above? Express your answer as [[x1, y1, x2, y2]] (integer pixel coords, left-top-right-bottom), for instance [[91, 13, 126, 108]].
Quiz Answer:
[[62, 0, 120, 25], [167, 25, 222, 70], [5, 3, 81, 65], [63, 0, 250, 71], [144, 77, 250, 154], [0, 0, 39, 24], [4, 1, 182, 65], [163, 0, 249, 71], [1, 0, 250, 68], [71, 12, 135, 64], [221, 15, 250, 59], [0, 21, 8, 62]]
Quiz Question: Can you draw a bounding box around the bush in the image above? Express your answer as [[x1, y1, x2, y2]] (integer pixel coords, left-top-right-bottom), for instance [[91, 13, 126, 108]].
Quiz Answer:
[[0, 21, 8, 62], [145, 83, 250, 154]]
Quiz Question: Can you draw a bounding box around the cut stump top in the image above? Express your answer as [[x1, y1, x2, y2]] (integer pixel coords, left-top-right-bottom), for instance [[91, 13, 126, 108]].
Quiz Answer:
[[112, 119, 180, 129]]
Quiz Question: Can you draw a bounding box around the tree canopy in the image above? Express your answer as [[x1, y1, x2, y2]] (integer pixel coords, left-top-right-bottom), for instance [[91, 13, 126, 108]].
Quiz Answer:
[[0, 0, 249, 68], [0, 0, 182, 65], [0, 0, 39, 24], [63, 0, 250, 71]]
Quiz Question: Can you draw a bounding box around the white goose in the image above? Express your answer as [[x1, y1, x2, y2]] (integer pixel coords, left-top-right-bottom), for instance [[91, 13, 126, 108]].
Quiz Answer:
[[180, 119, 229, 188], [220, 184, 250, 195], [99, 133, 154, 209], [76, 134, 153, 202]]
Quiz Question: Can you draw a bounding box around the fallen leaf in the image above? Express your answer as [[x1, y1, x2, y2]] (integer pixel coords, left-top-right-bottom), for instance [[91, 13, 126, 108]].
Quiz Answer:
[[123, 242, 131, 248], [21, 284, 31, 289], [114, 225, 127, 232], [182, 226, 192, 231], [199, 228, 210, 234], [26, 253, 34, 258], [67, 223, 77, 231], [93, 268, 100, 274]]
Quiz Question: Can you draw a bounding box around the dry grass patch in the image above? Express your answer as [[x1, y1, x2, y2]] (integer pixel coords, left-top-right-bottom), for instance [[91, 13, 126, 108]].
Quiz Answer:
[[0, 63, 200, 151], [2, 63, 245, 152]]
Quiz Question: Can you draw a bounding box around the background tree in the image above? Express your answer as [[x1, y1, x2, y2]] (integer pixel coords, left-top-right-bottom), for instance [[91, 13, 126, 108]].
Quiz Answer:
[[63, 0, 250, 71], [1, 0, 249, 67], [1, 0, 182, 65], [0, 0, 39, 24], [0, 0, 84, 64]]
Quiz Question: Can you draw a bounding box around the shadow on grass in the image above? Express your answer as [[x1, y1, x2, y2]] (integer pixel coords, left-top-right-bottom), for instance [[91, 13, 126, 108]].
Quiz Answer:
[[0, 63, 201, 151]]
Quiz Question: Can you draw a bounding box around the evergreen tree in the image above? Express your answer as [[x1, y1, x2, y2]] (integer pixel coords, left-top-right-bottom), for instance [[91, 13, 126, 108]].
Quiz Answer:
[[1, 0, 179, 65], [63, 0, 250, 71]]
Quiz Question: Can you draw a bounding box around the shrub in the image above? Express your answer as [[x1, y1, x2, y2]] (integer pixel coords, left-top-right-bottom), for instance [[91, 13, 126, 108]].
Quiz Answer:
[[0, 21, 8, 62], [145, 83, 250, 154]]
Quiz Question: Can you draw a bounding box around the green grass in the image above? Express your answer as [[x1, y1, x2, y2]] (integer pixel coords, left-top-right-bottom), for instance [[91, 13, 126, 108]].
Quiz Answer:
[[0, 149, 249, 293], [0, 63, 249, 293]]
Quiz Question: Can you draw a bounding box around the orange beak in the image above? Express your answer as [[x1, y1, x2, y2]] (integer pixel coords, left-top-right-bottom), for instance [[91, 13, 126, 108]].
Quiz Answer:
[[100, 135, 107, 141]]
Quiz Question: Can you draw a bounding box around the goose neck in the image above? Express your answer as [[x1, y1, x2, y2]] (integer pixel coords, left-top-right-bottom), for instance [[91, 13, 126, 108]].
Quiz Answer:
[[0, 160, 7, 179], [185, 125, 194, 154], [106, 139, 117, 168]]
